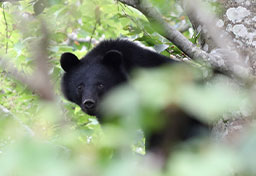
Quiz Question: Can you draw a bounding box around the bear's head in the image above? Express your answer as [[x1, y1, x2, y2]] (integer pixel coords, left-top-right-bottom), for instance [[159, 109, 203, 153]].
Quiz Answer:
[[60, 50, 127, 117]]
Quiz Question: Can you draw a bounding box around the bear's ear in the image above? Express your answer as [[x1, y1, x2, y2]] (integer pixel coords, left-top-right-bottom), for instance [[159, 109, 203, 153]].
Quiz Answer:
[[60, 52, 80, 72], [102, 50, 123, 67]]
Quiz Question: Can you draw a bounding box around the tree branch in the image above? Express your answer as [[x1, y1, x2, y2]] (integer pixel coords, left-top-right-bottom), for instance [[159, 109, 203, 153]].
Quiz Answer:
[[0, 105, 35, 136], [32, 20, 55, 101], [0, 20, 55, 101], [118, 0, 250, 79], [118, 1, 211, 62]]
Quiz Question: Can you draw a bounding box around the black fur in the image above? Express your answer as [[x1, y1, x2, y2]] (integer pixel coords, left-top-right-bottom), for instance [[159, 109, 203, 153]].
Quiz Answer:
[[60, 39, 174, 117]]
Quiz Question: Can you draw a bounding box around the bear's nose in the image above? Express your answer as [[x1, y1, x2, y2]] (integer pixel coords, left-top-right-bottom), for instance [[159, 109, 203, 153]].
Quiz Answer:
[[83, 99, 96, 110]]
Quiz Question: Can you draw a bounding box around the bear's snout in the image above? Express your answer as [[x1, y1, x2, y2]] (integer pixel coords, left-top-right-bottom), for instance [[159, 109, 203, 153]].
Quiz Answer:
[[83, 99, 96, 110]]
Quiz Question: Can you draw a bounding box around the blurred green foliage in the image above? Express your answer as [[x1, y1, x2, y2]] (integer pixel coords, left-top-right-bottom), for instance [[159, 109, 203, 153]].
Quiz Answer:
[[0, 0, 255, 175]]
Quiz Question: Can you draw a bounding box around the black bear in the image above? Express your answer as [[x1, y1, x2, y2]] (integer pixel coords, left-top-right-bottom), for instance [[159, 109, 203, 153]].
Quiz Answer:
[[60, 39, 207, 157], [60, 39, 174, 118]]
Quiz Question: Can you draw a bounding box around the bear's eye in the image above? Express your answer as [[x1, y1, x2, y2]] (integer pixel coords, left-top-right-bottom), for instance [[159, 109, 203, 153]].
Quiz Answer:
[[77, 84, 84, 92], [97, 83, 104, 90]]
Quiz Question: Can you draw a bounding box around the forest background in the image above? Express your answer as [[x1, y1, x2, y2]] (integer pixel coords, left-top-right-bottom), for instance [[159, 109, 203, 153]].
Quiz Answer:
[[0, 0, 256, 175]]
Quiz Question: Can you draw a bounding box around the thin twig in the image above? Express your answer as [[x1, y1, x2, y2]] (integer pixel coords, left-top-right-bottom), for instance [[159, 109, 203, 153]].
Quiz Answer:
[[88, 22, 98, 50], [119, 3, 152, 38], [2, 4, 9, 54], [88, 6, 101, 49]]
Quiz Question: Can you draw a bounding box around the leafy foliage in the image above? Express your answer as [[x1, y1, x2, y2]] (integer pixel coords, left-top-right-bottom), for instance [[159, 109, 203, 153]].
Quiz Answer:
[[0, 0, 255, 176]]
